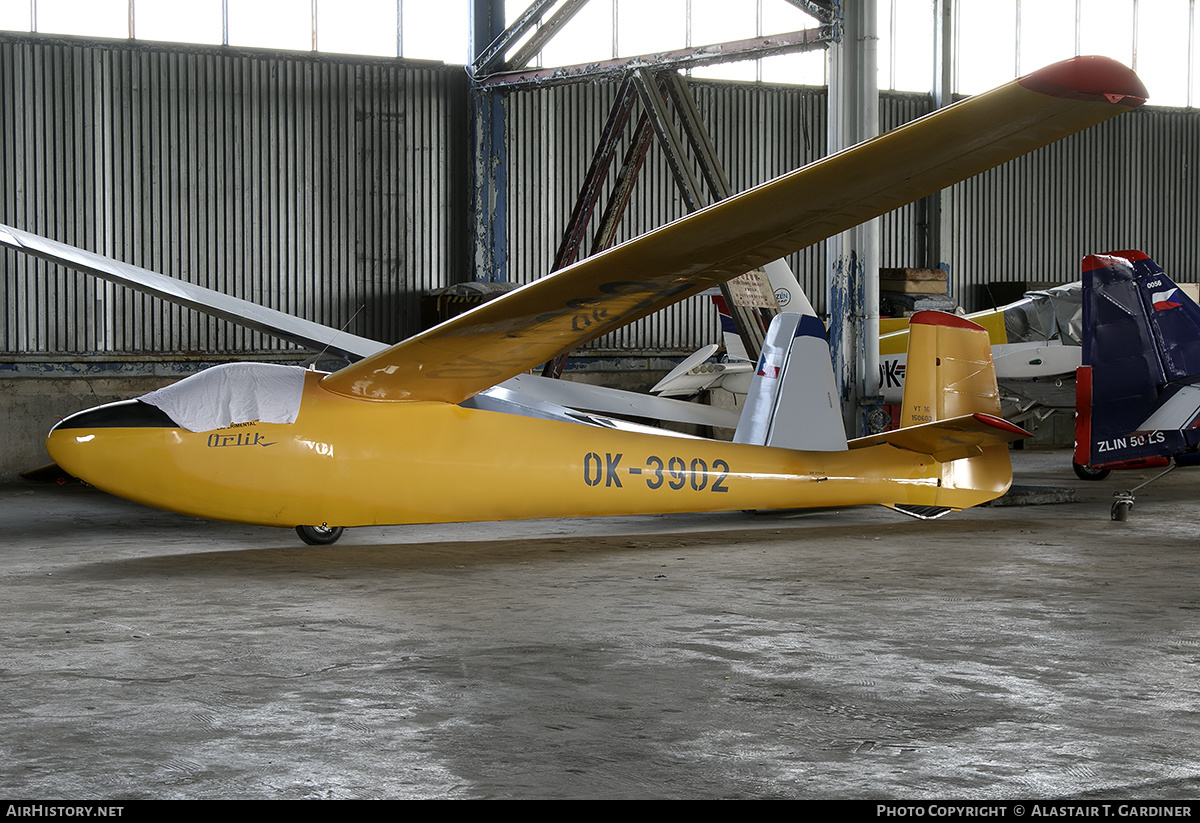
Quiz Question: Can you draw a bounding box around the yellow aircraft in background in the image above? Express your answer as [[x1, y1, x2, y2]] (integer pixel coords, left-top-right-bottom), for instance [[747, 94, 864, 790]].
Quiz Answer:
[[3, 56, 1147, 544], [877, 284, 1086, 421]]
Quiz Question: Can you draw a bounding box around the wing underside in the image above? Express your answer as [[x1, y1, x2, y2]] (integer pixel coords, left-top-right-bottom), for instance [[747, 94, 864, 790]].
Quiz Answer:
[[0, 224, 388, 362]]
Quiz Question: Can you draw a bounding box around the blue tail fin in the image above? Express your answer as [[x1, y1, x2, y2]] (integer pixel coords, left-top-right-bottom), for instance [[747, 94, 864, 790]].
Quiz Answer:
[[1076, 252, 1200, 468]]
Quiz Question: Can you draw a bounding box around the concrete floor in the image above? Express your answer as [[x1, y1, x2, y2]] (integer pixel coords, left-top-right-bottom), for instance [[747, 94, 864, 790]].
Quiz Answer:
[[2, 448, 1199, 799]]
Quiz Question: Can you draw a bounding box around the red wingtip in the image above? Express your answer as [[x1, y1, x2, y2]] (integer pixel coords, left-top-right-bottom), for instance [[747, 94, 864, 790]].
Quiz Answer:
[[910, 310, 985, 333], [1018, 56, 1148, 107]]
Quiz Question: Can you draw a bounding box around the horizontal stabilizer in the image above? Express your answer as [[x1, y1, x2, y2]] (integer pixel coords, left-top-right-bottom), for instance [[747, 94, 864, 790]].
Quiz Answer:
[[651, 344, 723, 396], [1135, 382, 1200, 432], [501, 372, 739, 429], [849, 413, 1031, 462]]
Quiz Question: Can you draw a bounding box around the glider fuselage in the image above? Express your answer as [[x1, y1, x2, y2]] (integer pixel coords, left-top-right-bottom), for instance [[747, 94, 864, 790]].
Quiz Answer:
[[49, 371, 953, 528]]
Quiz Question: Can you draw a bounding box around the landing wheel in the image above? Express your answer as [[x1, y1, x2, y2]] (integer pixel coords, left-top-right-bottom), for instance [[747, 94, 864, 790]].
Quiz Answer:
[[296, 524, 345, 545], [1111, 500, 1132, 521], [1073, 462, 1111, 481]]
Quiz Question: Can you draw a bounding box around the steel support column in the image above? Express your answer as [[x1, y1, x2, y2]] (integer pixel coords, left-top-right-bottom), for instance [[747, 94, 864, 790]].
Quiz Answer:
[[470, 0, 508, 283], [825, 0, 880, 436], [923, 0, 954, 272]]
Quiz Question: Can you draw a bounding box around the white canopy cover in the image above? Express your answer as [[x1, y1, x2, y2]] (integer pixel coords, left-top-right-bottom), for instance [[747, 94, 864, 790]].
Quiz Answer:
[[141, 363, 307, 432]]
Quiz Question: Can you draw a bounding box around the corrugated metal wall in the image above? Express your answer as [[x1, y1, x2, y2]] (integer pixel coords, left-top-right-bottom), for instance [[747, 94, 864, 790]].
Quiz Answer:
[[3, 31, 1198, 360], [946, 105, 1199, 309], [0, 33, 467, 355]]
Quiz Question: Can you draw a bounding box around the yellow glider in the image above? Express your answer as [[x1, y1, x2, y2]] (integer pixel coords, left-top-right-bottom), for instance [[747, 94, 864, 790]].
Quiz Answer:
[[49, 312, 1025, 542], [36, 56, 1145, 544]]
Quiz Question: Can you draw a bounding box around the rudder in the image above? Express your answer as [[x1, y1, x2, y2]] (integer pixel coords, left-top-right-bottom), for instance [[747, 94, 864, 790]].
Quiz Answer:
[[1076, 251, 1200, 469], [899, 311, 1003, 425], [888, 311, 1017, 512]]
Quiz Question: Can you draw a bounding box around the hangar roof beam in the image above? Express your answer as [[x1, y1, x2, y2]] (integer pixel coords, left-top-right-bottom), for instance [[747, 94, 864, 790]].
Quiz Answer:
[[781, 0, 834, 24], [476, 25, 834, 90]]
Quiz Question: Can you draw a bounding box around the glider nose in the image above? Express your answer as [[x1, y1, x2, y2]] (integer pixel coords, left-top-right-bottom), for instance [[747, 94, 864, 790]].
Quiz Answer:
[[46, 400, 181, 483]]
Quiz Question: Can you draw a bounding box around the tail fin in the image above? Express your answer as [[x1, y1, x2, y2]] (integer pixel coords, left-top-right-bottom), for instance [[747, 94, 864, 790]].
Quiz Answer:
[[1075, 251, 1200, 468], [733, 312, 847, 451], [851, 311, 1027, 515], [711, 295, 750, 362], [898, 310, 1003, 425]]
